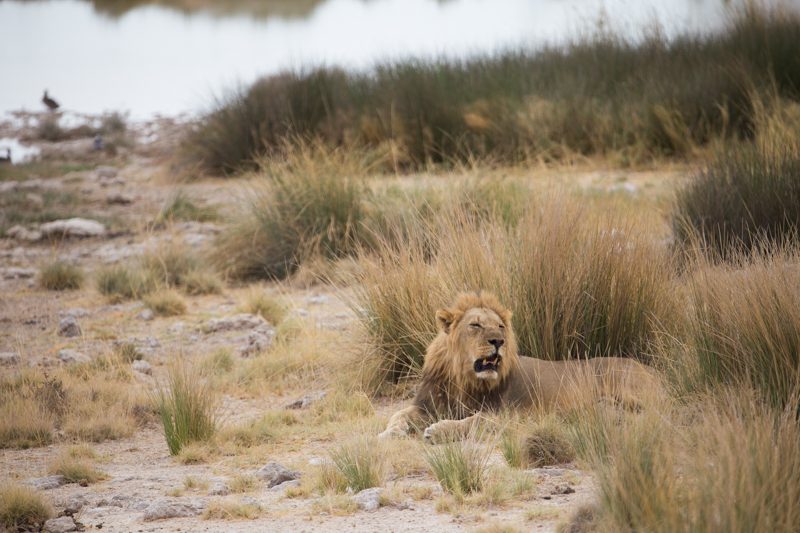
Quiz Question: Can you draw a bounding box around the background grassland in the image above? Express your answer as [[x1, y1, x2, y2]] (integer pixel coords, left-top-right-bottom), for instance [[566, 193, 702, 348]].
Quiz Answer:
[[184, 6, 800, 175]]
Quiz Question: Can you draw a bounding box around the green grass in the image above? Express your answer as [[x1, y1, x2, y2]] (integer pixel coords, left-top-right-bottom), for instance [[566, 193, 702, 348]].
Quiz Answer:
[[322, 437, 385, 493], [424, 437, 490, 498], [0, 484, 53, 531], [155, 362, 217, 455], [185, 6, 800, 174], [38, 260, 84, 290], [154, 190, 219, 226], [96, 264, 156, 301]]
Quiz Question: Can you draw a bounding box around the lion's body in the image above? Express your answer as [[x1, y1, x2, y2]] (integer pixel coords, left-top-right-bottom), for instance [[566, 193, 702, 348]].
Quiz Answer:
[[379, 292, 661, 442]]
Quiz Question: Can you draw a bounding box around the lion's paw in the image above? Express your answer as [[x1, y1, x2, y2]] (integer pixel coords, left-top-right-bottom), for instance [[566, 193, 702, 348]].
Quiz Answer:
[[423, 420, 457, 445], [378, 426, 406, 440]]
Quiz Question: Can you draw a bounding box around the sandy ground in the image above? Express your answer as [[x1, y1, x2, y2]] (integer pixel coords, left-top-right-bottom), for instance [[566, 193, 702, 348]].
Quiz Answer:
[[0, 114, 681, 532]]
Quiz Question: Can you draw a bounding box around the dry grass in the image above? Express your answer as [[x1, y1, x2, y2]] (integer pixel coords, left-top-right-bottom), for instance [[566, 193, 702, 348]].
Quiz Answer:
[[240, 289, 288, 324], [203, 498, 262, 520], [318, 436, 385, 493], [48, 454, 107, 484], [0, 397, 54, 449], [38, 259, 84, 290], [0, 484, 52, 531], [424, 434, 492, 498], [143, 288, 187, 316]]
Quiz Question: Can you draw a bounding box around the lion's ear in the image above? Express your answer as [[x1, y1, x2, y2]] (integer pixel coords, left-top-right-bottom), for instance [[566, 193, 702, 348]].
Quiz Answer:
[[435, 308, 461, 333], [501, 309, 513, 325]]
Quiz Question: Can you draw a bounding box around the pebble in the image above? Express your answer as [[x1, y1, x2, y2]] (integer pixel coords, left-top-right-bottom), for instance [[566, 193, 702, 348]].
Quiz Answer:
[[26, 475, 67, 490], [254, 462, 300, 488], [142, 499, 205, 521], [40, 218, 107, 239], [43, 516, 77, 533], [57, 316, 82, 338], [57, 349, 90, 365]]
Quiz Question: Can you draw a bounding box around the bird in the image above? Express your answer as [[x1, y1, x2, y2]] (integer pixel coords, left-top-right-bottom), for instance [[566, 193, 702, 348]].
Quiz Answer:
[[42, 90, 60, 111], [0, 148, 11, 164]]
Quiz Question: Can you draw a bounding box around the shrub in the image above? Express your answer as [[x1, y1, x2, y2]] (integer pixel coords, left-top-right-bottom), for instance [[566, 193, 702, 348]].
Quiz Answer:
[[155, 361, 217, 455], [424, 437, 490, 498], [143, 289, 187, 316], [0, 484, 52, 531], [679, 247, 800, 409], [38, 260, 84, 290]]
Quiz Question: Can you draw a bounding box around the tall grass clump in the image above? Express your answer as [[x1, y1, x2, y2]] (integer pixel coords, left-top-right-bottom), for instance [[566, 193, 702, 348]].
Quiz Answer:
[[155, 361, 217, 455], [349, 195, 673, 388], [320, 437, 385, 493], [38, 260, 84, 290], [185, 6, 800, 174], [424, 436, 491, 498], [214, 171, 369, 280], [677, 247, 800, 410], [0, 484, 52, 531]]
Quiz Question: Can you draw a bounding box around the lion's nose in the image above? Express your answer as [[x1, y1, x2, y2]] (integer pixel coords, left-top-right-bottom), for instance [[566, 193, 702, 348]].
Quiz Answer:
[[488, 338, 504, 348]]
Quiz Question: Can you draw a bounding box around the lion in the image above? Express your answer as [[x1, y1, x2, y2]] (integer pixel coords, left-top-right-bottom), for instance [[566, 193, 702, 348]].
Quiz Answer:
[[379, 292, 661, 443]]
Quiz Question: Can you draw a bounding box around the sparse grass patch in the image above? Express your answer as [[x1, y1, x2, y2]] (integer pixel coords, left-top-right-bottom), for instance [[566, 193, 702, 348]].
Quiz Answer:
[[114, 342, 143, 363], [96, 264, 156, 301], [183, 476, 209, 491], [218, 411, 297, 448], [557, 504, 597, 532], [143, 288, 187, 316], [320, 436, 385, 493], [65, 443, 97, 460], [311, 389, 373, 423], [0, 397, 54, 449], [229, 474, 258, 494], [0, 484, 53, 531], [155, 361, 217, 455], [203, 498, 262, 520], [181, 269, 223, 295], [240, 289, 288, 325], [177, 442, 215, 465], [424, 436, 490, 498], [48, 454, 107, 484], [201, 348, 235, 376], [311, 493, 358, 516], [38, 260, 84, 290], [155, 190, 218, 226]]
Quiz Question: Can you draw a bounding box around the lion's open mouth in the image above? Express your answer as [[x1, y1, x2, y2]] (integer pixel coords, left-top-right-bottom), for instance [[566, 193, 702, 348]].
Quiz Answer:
[[474, 351, 502, 374]]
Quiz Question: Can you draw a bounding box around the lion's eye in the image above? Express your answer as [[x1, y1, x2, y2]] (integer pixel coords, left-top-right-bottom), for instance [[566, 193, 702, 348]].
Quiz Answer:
[[469, 323, 482, 329], [499, 324, 505, 329]]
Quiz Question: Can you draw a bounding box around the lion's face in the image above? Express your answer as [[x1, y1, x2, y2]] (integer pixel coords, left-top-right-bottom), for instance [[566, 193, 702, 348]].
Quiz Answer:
[[435, 301, 515, 383]]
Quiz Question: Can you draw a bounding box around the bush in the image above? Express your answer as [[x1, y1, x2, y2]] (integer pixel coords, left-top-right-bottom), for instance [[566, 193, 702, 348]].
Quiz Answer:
[[0, 484, 52, 531], [184, 7, 800, 174], [38, 260, 84, 290], [155, 361, 217, 455]]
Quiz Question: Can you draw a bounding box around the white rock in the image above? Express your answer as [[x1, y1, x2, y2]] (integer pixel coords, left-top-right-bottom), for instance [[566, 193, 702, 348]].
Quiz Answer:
[[57, 349, 90, 365], [237, 327, 274, 358], [57, 317, 82, 338], [208, 481, 230, 496], [44, 516, 77, 533], [6, 225, 42, 242], [95, 166, 118, 179], [26, 475, 67, 490], [285, 391, 327, 410], [40, 218, 106, 239], [205, 313, 268, 333], [353, 487, 382, 512], [137, 309, 154, 321], [1, 267, 37, 279], [60, 308, 89, 318], [62, 494, 88, 515], [0, 352, 20, 366], [269, 479, 300, 492], [132, 360, 152, 375], [142, 499, 205, 521], [254, 462, 300, 488]]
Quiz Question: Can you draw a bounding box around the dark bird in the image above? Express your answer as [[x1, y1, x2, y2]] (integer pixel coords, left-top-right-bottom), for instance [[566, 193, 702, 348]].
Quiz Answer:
[[0, 148, 10, 164], [42, 90, 60, 111]]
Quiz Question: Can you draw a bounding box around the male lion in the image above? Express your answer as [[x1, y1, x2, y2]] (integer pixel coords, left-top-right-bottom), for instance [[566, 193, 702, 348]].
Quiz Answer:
[[379, 292, 660, 443]]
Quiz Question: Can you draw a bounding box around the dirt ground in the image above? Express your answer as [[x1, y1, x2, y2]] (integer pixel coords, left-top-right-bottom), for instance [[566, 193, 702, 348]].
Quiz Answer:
[[0, 114, 681, 532]]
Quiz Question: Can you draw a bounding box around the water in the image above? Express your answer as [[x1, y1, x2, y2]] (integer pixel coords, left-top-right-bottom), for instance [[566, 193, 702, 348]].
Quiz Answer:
[[1, 0, 746, 118]]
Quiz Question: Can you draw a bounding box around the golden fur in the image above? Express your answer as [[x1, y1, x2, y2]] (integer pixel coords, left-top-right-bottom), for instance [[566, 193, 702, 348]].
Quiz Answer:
[[379, 292, 661, 443]]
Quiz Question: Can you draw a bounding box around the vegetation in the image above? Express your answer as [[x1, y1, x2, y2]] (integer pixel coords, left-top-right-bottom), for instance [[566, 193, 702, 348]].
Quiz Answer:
[[143, 288, 188, 316], [321, 437, 385, 493], [0, 484, 52, 531], [38, 260, 85, 291], [48, 454, 107, 484], [154, 189, 218, 226], [186, 6, 800, 175], [424, 436, 490, 497], [155, 361, 218, 455]]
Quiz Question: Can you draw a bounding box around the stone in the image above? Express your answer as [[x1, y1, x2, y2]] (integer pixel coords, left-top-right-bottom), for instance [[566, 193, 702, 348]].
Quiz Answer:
[[254, 462, 300, 488], [237, 327, 274, 358], [44, 516, 78, 533], [205, 313, 268, 333], [306, 295, 330, 305], [62, 494, 88, 515], [269, 479, 300, 492], [60, 308, 89, 318], [0, 352, 20, 366], [142, 499, 205, 521], [285, 391, 327, 410], [57, 317, 82, 337], [167, 322, 186, 334], [26, 475, 67, 490], [95, 166, 118, 179], [57, 349, 90, 365], [132, 360, 152, 375], [6, 225, 42, 242], [106, 192, 133, 205], [1, 267, 37, 279], [137, 309, 154, 321], [112, 336, 160, 357], [208, 481, 230, 496], [552, 484, 576, 495], [40, 218, 106, 239], [353, 488, 382, 512]]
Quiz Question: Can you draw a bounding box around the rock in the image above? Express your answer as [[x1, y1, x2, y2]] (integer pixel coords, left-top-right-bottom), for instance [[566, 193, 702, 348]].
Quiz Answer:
[[269, 479, 300, 492], [529, 467, 567, 478], [60, 308, 89, 319], [57, 349, 90, 365], [132, 360, 152, 375], [26, 475, 67, 490], [142, 499, 204, 521], [62, 494, 88, 515], [40, 218, 106, 239], [208, 482, 230, 496], [552, 484, 576, 495], [205, 313, 268, 333], [167, 322, 186, 334], [44, 516, 77, 533], [26, 192, 45, 208], [137, 309, 154, 321], [239, 496, 260, 508], [57, 317, 82, 338], [285, 391, 327, 410], [1, 267, 37, 279], [0, 352, 20, 366], [112, 336, 160, 357], [353, 488, 382, 512], [6, 225, 42, 242], [306, 295, 330, 305], [95, 166, 118, 179], [237, 327, 274, 358], [254, 462, 300, 488], [106, 192, 133, 205]]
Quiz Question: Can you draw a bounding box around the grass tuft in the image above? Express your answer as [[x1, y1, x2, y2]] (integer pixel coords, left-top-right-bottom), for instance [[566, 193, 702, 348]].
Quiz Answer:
[[155, 361, 217, 455], [320, 436, 385, 493], [48, 454, 107, 484], [143, 288, 187, 316], [0, 484, 53, 531], [424, 436, 490, 498], [38, 260, 84, 291]]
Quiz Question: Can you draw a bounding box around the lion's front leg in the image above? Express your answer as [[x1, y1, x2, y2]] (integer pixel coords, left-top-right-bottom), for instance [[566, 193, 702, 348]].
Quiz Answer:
[[379, 405, 426, 439], [423, 414, 479, 444]]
